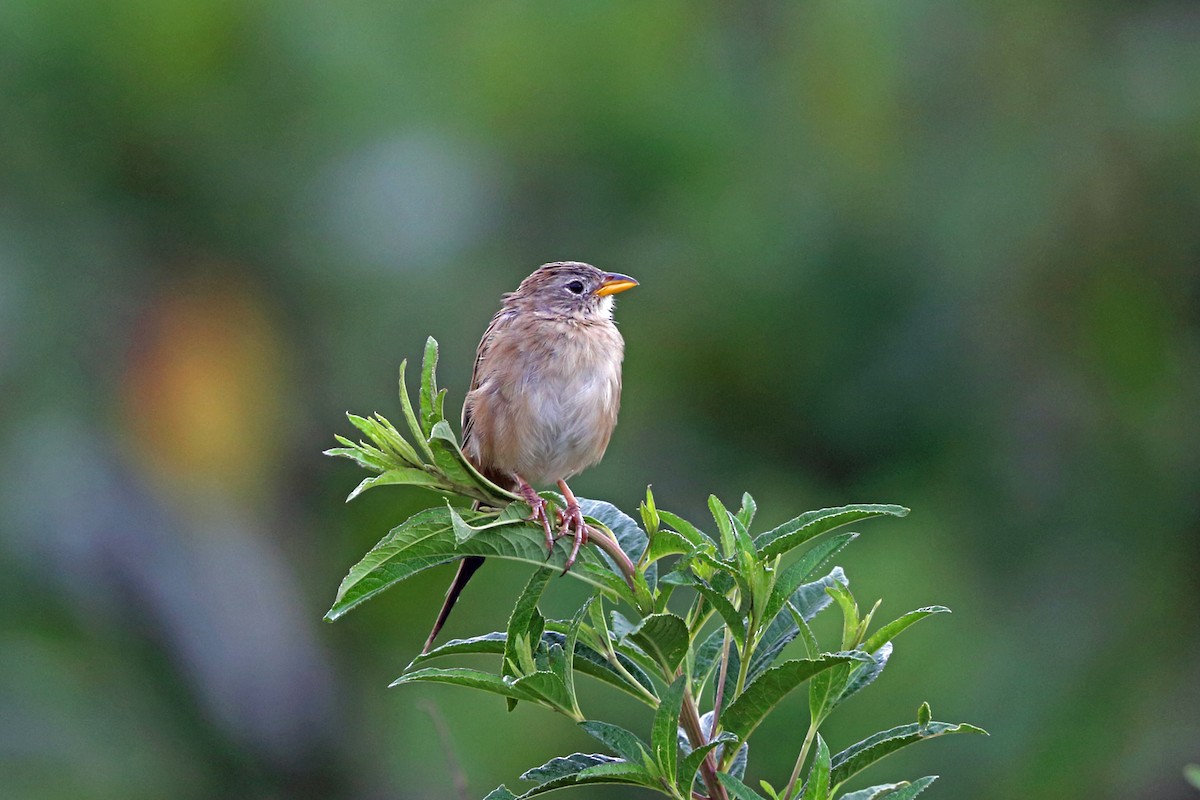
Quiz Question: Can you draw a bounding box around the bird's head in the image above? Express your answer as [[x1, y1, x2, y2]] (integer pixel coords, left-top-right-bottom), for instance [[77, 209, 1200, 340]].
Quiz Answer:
[[507, 261, 638, 320]]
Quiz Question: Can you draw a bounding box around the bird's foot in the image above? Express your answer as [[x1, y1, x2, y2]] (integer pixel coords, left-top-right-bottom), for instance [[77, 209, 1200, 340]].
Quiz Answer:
[[517, 478, 554, 552], [555, 502, 589, 573]]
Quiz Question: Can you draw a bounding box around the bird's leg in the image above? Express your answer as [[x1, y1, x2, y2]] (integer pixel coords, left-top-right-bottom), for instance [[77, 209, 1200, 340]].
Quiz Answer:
[[516, 476, 555, 553], [556, 479, 588, 573]]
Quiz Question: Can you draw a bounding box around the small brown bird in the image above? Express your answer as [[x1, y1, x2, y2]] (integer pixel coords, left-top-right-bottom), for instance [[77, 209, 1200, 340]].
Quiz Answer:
[[422, 261, 638, 652]]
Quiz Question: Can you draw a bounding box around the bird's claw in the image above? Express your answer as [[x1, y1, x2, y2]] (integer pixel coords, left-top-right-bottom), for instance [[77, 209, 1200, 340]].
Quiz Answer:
[[556, 503, 588, 574], [518, 483, 555, 552]]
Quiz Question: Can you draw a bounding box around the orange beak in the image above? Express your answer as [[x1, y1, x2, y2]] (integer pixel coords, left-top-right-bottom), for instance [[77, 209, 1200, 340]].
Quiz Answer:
[[596, 272, 639, 297]]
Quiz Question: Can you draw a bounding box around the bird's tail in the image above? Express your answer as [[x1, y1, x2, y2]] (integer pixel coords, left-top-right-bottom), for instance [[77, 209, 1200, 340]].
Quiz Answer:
[[421, 554, 486, 654]]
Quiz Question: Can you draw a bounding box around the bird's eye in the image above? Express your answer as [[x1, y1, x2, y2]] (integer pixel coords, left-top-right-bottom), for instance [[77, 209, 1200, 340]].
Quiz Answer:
[[566, 280, 585, 295]]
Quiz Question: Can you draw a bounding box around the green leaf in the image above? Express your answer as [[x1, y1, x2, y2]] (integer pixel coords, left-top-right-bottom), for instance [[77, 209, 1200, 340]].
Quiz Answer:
[[511, 670, 574, 715], [652, 675, 687, 782], [325, 439, 392, 472], [918, 701, 931, 729], [718, 772, 769, 800], [840, 776, 938, 800], [658, 509, 716, 548], [876, 776, 938, 799], [517, 753, 657, 795], [830, 719, 988, 789], [1186, 765, 1200, 790], [397, 360, 436, 461], [748, 568, 848, 685], [709, 495, 738, 559], [502, 568, 554, 710], [419, 336, 442, 436], [579, 720, 652, 765], [755, 505, 909, 560], [676, 733, 737, 797], [427, 420, 479, 486], [721, 654, 865, 740], [482, 787, 518, 800], [691, 628, 725, 697], [835, 643, 891, 709], [344, 412, 420, 467], [737, 491, 758, 529], [412, 629, 657, 705], [640, 485, 660, 535], [562, 598, 591, 717], [389, 667, 541, 702], [325, 505, 623, 621], [760, 535, 859, 637], [802, 735, 832, 800], [686, 575, 746, 651], [642, 528, 694, 565], [345, 467, 442, 501], [862, 607, 950, 654], [624, 612, 690, 673]]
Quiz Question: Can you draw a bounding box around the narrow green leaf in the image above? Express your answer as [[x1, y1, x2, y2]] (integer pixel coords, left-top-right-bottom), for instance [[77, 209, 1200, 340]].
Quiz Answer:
[[511, 670, 574, 714], [721, 654, 864, 740], [562, 598, 592, 717], [518, 753, 657, 795], [412, 629, 657, 705], [760, 535, 858, 635], [419, 336, 441, 436], [875, 776, 938, 799], [838, 781, 916, 800], [749, 568, 848, 683], [640, 485, 660, 535], [652, 675, 687, 783], [426, 420, 478, 486], [862, 607, 950, 654], [325, 506, 623, 622], [691, 628, 725, 697], [687, 576, 746, 651], [397, 360, 436, 461], [755, 505, 909, 560], [802, 735, 832, 800], [641, 528, 694, 565], [827, 583, 861, 651], [502, 568, 554, 709], [737, 491, 758, 529], [676, 733, 737, 797], [835, 643, 891, 709], [579, 720, 652, 765], [718, 772, 769, 800], [388, 667, 540, 702], [345, 467, 442, 501], [709, 495, 738, 558], [658, 509, 716, 548], [830, 720, 988, 789], [325, 438, 393, 472], [624, 613, 690, 673], [918, 701, 932, 728]]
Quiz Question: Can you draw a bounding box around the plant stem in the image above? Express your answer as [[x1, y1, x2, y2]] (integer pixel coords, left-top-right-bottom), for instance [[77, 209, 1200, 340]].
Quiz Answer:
[[584, 523, 638, 590], [782, 720, 819, 800], [679, 686, 729, 800], [711, 627, 732, 728]]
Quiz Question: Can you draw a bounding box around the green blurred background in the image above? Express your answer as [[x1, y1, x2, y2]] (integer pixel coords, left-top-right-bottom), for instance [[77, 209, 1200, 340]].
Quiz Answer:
[[2, 1, 1198, 798]]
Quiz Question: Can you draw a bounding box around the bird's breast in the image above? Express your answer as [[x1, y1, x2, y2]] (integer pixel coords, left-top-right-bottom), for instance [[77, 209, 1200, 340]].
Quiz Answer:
[[489, 319, 624, 484]]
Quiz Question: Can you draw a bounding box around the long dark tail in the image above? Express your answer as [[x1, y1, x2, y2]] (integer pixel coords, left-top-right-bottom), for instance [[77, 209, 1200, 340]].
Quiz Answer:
[[422, 555, 486, 654]]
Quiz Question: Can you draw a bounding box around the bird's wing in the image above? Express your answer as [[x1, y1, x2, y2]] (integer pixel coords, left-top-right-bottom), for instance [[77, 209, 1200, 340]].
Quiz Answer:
[[461, 307, 515, 451]]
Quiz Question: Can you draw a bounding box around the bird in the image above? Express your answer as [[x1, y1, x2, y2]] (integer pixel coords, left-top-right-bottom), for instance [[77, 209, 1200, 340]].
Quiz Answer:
[[421, 261, 638, 653]]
